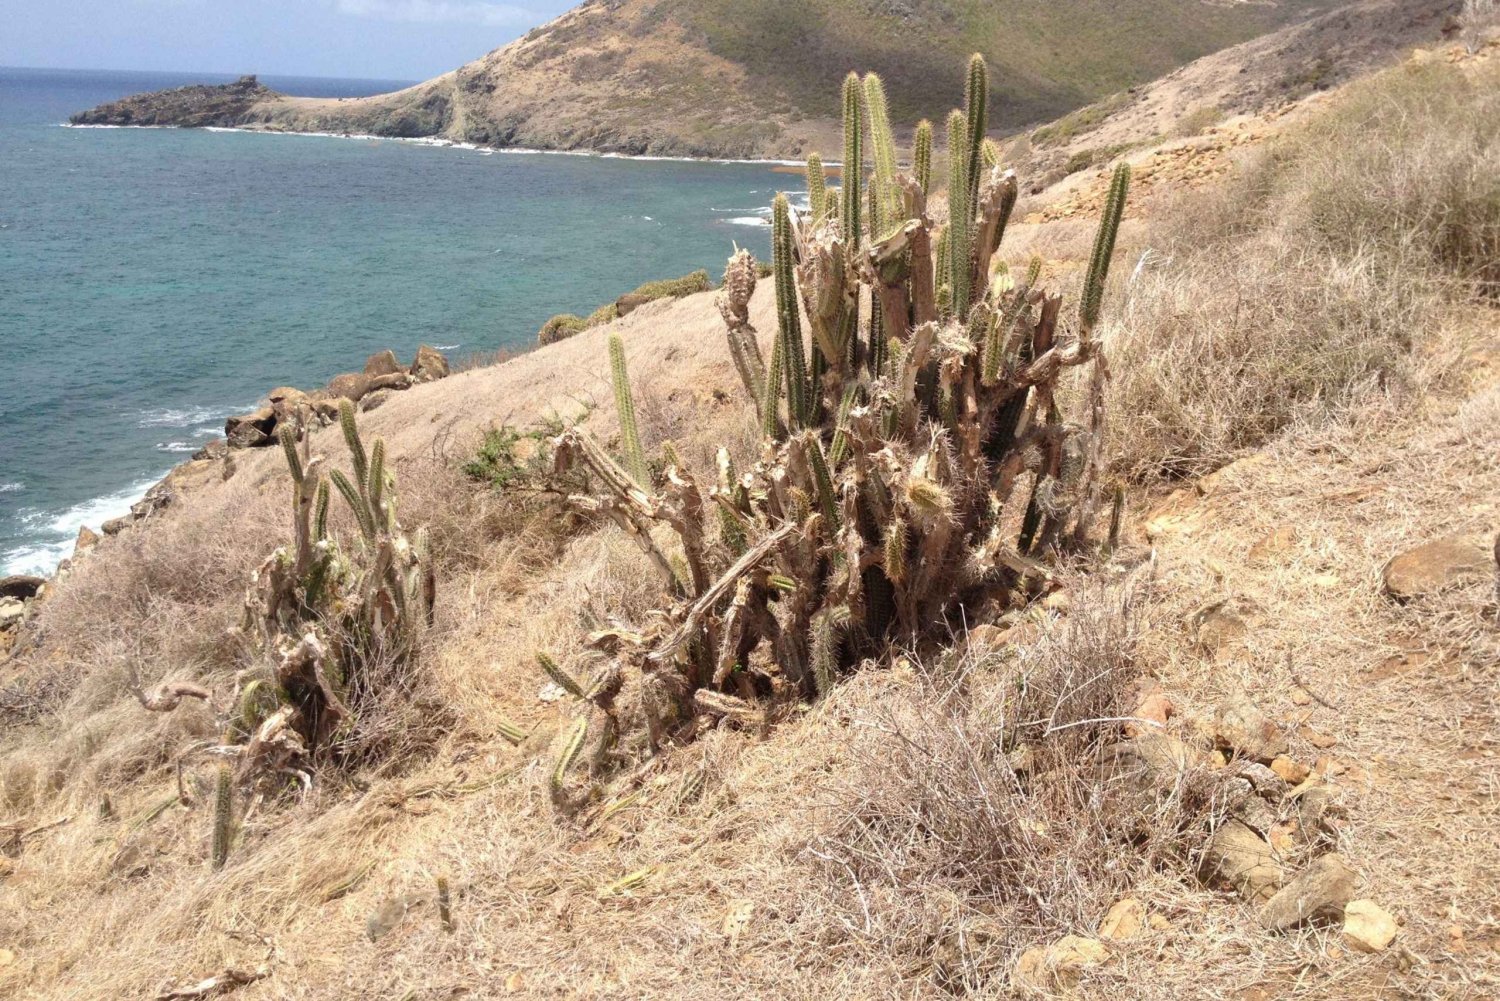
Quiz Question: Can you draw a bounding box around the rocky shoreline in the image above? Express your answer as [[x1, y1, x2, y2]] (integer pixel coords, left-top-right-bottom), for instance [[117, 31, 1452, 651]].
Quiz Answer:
[[69, 75, 277, 129]]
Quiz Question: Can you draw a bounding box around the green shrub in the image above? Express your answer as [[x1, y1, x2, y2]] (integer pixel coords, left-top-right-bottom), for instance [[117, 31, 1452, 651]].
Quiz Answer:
[[628, 269, 713, 300], [537, 313, 589, 345]]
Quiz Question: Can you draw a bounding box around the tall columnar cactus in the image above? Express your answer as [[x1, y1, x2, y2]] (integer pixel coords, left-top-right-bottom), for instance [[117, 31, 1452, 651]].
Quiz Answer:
[[963, 53, 989, 213], [913, 119, 933, 195], [772, 193, 811, 428], [1081, 162, 1132, 333], [863, 73, 901, 238], [609, 334, 650, 488], [841, 73, 863, 243], [946, 109, 973, 320], [532, 55, 1129, 801], [806, 153, 827, 221], [211, 764, 234, 870]]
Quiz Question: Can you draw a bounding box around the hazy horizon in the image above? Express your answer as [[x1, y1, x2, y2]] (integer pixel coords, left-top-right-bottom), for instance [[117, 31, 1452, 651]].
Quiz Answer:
[[0, 0, 578, 82]]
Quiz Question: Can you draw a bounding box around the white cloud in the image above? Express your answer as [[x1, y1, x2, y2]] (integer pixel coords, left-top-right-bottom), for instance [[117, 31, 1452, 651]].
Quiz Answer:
[[334, 0, 545, 26]]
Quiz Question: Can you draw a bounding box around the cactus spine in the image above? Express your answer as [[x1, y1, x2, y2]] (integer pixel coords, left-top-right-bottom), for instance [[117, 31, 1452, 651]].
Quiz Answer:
[[1081, 162, 1132, 332], [841, 73, 863, 243], [211, 764, 233, 870], [772, 194, 810, 428], [609, 334, 649, 488], [806, 153, 826, 221], [913, 119, 933, 195]]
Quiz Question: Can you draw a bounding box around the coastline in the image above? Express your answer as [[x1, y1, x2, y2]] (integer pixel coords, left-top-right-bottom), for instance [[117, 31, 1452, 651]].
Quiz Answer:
[[61, 121, 829, 169]]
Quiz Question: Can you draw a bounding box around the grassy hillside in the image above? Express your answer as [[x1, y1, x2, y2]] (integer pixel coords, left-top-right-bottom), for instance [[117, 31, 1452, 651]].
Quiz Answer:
[[73, 0, 1342, 158]]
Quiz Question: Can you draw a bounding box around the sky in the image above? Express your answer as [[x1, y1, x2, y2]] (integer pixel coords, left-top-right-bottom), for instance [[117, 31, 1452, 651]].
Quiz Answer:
[[0, 0, 580, 81]]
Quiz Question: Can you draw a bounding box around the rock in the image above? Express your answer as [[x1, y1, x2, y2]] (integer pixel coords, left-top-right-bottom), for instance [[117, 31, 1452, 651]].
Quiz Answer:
[[409, 345, 450, 383], [363, 349, 403, 377], [1249, 526, 1299, 562], [1271, 756, 1311, 785], [325, 372, 372, 402], [1343, 900, 1397, 953], [1148, 913, 1172, 931], [0, 598, 24, 629], [1195, 608, 1247, 655], [266, 385, 306, 405], [1125, 692, 1174, 737], [101, 516, 133, 536], [1382, 535, 1493, 600], [368, 371, 413, 392], [192, 438, 229, 462], [1292, 784, 1343, 844], [615, 292, 652, 316], [226, 406, 277, 448], [74, 525, 101, 557], [1100, 733, 1201, 798], [0, 575, 44, 601], [360, 389, 393, 413], [1099, 898, 1146, 941], [1012, 935, 1109, 992], [1258, 854, 1355, 931], [1214, 695, 1288, 763], [1202, 819, 1283, 902]]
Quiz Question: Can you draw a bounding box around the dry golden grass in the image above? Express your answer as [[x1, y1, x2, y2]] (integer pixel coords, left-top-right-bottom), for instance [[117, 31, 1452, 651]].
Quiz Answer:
[[4, 48, 1500, 1001]]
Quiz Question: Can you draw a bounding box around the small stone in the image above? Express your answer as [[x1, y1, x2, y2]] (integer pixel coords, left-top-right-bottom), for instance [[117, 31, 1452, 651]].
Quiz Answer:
[[1195, 608, 1247, 656], [1382, 535, 1493, 601], [1125, 692, 1174, 737], [1013, 935, 1109, 991], [1249, 526, 1299, 562], [505, 972, 526, 993], [1149, 913, 1172, 931], [1258, 854, 1356, 931], [1271, 756, 1311, 785], [1099, 898, 1146, 941], [1043, 590, 1072, 612], [1202, 819, 1283, 902], [1343, 900, 1397, 953], [1301, 726, 1338, 749], [0, 947, 13, 968], [1290, 687, 1312, 706], [1215, 695, 1289, 763]]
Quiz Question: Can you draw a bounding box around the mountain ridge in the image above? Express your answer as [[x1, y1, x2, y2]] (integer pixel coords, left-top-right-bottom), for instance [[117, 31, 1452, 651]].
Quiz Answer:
[[71, 0, 1344, 159]]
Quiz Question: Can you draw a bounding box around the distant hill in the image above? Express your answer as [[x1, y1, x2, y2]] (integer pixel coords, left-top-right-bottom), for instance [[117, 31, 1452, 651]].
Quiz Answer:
[[73, 0, 1343, 158]]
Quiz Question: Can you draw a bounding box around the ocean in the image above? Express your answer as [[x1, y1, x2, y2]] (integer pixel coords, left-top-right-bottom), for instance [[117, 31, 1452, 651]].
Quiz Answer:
[[0, 67, 784, 576]]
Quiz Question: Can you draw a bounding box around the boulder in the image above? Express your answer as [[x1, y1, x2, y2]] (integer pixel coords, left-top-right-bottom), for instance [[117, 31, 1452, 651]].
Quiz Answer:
[[1258, 854, 1355, 931], [192, 438, 229, 462], [73, 525, 100, 557], [1214, 695, 1288, 763], [1382, 535, 1493, 600], [0, 575, 45, 601], [1202, 819, 1283, 902], [409, 345, 450, 383], [363, 349, 403, 377], [615, 292, 652, 317], [368, 371, 413, 393], [324, 372, 372, 402], [101, 516, 133, 536], [1343, 899, 1397, 953], [360, 389, 393, 413], [1098, 898, 1146, 941], [0, 598, 24, 629], [225, 406, 277, 448]]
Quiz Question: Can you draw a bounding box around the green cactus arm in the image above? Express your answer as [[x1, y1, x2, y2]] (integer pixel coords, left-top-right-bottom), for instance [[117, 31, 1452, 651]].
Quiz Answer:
[[551, 718, 589, 792], [801, 432, 841, 532], [368, 438, 387, 528], [497, 717, 528, 746], [828, 384, 859, 467], [772, 194, 811, 428], [946, 109, 973, 319], [862, 73, 901, 236], [913, 119, 933, 195], [338, 399, 369, 496], [964, 54, 989, 215], [211, 765, 234, 870], [840, 73, 863, 243], [806, 153, 826, 221], [313, 478, 330, 541], [1081, 162, 1132, 331], [537, 652, 587, 700], [883, 517, 909, 583], [608, 334, 650, 489], [329, 469, 376, 541], [278, 425, 304, 485]]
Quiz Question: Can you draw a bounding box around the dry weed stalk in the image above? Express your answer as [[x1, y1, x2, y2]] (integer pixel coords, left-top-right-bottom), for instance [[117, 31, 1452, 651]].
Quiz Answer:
[[533, 57, 1131, 807]]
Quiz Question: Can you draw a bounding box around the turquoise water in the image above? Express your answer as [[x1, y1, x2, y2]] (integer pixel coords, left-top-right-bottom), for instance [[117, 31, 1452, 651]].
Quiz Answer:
[[0, 68, 782, 574]]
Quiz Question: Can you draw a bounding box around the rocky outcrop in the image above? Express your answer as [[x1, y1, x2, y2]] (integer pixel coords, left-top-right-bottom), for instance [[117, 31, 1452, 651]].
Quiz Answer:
[[220, 345, 449, 451], [69, 75, 277, 128], [1381, 534, 1494, 600]]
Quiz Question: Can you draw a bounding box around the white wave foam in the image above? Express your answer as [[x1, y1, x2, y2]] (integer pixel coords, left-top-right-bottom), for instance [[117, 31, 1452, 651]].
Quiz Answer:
[[432, 343, 461, 351], [725, 217, 770, 227], [136, 401, 255, 429], [156, 442, 200, 453], [0, 482, 22, 493], [1, 476, 162, 576]]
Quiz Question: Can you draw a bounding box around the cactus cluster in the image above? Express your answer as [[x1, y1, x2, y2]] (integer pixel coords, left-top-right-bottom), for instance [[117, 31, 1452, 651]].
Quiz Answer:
[[531, 55, 1130, 805], [228, 400, 436, 790]]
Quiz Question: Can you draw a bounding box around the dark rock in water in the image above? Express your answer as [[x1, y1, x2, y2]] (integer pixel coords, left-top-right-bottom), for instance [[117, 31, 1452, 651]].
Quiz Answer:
[[70, 75, 276, 128], [410, 345, 450, 383], [364, 350, 403, 377], [0, 575, 45, 600]]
